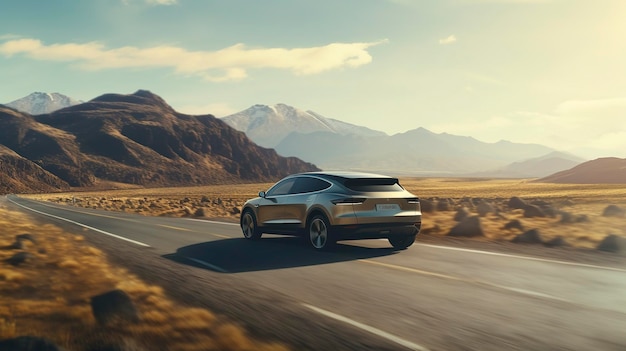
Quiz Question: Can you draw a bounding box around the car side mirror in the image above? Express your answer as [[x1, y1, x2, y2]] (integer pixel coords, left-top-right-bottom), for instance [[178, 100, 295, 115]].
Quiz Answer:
[[258, 191, 266, 198]]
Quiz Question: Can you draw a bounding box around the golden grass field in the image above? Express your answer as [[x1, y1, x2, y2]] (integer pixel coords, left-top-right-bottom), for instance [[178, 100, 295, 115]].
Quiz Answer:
[[0, 204, 288, 351], [24, 178, 626, 249]]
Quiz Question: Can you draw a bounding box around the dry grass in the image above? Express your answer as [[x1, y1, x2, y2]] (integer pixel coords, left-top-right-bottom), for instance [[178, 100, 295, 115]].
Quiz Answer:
[[23, 178, 626, 249], [0, 204, 289, 351]]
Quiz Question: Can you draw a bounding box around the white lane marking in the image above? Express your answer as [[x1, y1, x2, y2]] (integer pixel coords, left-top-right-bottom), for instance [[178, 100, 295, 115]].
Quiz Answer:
[[31, 199, 142, 223], [184, 218, 239, 226], [302, 303, 430, 351], [184, 257, 229, 273], [8, 197, 150, 247], [359, 260, 571, 303], [416, 243, 626, 273]]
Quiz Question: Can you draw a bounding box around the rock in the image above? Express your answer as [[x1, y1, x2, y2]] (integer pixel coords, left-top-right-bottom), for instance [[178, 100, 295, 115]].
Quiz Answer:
[[544, 236, 570, 248], [16, 233, 38, 245], [476, 202, 494, 217], [575, 214, 589, 223], [436, 199, 451, 211], [511, 229, 543, 244], [602, 205, 625, 217], [541, 205, 558, 218], [559, 211, 573, 223], [508, 196, 527, 209], [194, 208, 206, 217], [453, 207, 470, 222], [0, 336, 64, 351], [8, 240, 26, 250], [448, 216, 484, 237], [90, 289, 139, 326], [596, 234, 626, 254], [420, 199, 435, 213], [523, 204, 546, 218], [503, 219, 524, 231], [231, 207, 241, 215], [201, 195, 210, 203], [6, 252, 34, 266]]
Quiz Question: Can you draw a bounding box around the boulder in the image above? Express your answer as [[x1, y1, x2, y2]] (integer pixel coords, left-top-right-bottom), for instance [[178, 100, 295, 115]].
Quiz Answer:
[[420, 199, 435, 213], [90, 289, 139, 326], [476, 202, 494, 217], [448, 216, 484, 237], [436, 199, 451, 211], [523, 205, 546, 218], [503, 219, 524, 231], [0, 336, 64, 351], [6, 252, 34, 266], [16, 233, 38, 245], [453, 207, 470, 222], [596, 234, 626, 254], [544, 236, 570, 248], [602, 205, 625, 217], [511, 229, 543, 244], [508, 196, 527, 209]]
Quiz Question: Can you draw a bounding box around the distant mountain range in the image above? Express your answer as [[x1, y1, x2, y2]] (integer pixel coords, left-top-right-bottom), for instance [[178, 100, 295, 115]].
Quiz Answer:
[[222, 104, 587, 177], [4, 91, 612, 192], [0, 91, 318, 194], [222, 104, 385, 148], [6, 92, 82, 115]]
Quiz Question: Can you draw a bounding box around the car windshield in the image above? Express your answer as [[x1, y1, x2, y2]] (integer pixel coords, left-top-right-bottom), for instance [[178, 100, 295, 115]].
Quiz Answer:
[[344, 178, 404, 192]]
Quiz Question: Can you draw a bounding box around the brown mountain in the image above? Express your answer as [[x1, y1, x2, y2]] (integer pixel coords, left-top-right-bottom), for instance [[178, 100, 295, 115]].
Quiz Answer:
[[535, 157, 626, 184], [0, 145, 70, 194], [0, 90, 318, 193]]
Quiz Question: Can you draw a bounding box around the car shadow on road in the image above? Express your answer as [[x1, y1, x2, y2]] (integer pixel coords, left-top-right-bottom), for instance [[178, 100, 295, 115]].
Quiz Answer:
[[163, 236, 399, 273]]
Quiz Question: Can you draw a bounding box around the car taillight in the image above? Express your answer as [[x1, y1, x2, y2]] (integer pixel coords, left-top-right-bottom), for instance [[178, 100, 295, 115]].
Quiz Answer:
[[406, 197, 420, 204], [331, 197, 366, 205]]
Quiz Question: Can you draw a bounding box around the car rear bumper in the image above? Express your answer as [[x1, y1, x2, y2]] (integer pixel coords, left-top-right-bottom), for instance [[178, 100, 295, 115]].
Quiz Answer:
[[332, 222, 421, 240]]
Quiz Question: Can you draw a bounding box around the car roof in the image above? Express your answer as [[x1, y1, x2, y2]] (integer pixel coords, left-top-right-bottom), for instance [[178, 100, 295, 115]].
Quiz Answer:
[[295, 171, 396, 180]]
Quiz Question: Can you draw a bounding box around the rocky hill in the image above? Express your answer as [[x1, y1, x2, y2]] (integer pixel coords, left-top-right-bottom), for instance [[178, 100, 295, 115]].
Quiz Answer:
[[535, 157, 626, 184], [0, 91, 318, 193]]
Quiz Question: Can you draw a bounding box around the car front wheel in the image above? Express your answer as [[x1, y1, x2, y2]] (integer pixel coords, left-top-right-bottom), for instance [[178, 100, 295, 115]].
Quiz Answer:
[[389, 234, 416, 250], [241, 210, 261, 240], [308, 215, 334, 250]]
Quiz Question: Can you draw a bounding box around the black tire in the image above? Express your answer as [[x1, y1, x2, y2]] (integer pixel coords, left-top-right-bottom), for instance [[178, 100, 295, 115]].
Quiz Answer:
[[389, 234, 416, 250], [307, 214, 335, 250], [241, 209, 261, 240]]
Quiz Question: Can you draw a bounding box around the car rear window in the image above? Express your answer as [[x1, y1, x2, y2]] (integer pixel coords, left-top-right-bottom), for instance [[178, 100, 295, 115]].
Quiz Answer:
[[344, 178, 404, 192]]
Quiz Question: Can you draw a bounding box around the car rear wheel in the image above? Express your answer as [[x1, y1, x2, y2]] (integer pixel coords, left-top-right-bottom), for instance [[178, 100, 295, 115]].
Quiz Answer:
[[308, 215, 334, 250], [241, 210, 261, 240], [389, 234, 416, 250]]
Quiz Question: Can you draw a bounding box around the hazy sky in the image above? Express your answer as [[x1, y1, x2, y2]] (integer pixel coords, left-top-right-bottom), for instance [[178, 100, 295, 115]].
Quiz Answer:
[[1, 0, 625, 159]]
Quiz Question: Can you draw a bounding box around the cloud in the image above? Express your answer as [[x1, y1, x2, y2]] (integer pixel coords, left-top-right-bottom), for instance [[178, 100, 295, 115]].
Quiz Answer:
[[145, 0, 177, 5], [0, 38, 386, 82], [439, 35, 457, 45], [121, 0, 177, 5]]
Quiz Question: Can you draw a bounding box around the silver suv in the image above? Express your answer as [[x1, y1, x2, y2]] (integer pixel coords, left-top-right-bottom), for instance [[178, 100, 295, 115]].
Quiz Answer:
[[240, 171, 422, 250]]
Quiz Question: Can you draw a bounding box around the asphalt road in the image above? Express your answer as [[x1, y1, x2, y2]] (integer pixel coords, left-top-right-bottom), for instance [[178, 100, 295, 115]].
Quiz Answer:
[[5, 195, 626, 351]]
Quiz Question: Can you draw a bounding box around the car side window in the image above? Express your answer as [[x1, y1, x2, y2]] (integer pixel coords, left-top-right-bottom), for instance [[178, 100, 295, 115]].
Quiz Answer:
[[266, 178, 296, 196], [291, 177, 332, 194]]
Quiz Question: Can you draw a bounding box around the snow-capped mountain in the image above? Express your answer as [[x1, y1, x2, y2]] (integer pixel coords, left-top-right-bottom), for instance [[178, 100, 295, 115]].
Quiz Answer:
[[5, 92, 82, 115], [221, 103, 386, 148]]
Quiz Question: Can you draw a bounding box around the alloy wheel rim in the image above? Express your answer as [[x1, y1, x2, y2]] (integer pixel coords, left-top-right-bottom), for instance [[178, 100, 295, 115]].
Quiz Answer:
[[242, 213, 254, 238], [310, 218, 327, 249]]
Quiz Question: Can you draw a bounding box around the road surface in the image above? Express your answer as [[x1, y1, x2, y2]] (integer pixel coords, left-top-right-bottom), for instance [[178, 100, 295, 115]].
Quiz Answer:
[[4, 195, 626, 351]]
